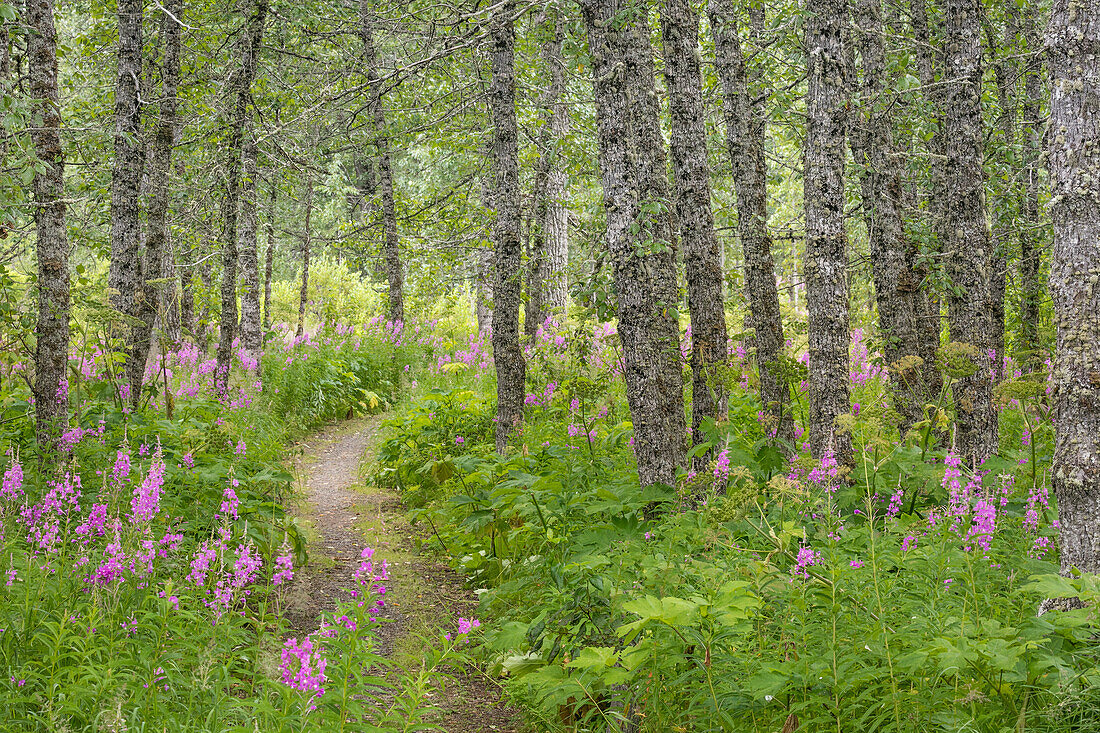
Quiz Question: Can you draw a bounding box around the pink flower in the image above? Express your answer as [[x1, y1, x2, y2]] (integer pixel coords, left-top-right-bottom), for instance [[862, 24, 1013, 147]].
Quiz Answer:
[[273, 545, 294, 586]]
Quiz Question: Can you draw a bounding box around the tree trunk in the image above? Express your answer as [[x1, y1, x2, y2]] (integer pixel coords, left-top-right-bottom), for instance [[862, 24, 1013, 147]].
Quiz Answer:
[[263, 177, 276, 333], [180, 240, 195, 340], [580, 0, 686, 488], [909, 0, 945, 399], [709, 0, 794, 447], [850, 0, 933, 430], [162, 237, 182, 349], [984, 4, 1019, 376], [296, 175, 313, 339], [1047, 0, 1100, 575], [130, 0, 181, 405], [526, 16, 570, 339], [360, 0, 404, 326], [943, 0, 997, 465], [804, 0, 852, 463], [237, 138, 261, 365], [544, 35, 570, 316], [27, 0, 70, 451], [1017, 4, 1043, 364], [662, 0, 729, 444], [215, 0, 267, 388], [489, 2, 526, 452], [108, 0, 144, 373], [475, 171, 494, 334]]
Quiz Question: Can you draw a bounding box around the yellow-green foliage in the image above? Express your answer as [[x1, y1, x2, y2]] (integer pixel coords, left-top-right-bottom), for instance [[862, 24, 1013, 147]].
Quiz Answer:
[[269, 257, 384, 328]]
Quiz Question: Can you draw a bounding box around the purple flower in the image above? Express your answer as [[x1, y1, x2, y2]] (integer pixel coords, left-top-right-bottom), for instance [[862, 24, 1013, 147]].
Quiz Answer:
[[792, 545, 821, 579], [886, 484, 904, 517], [714, 449, 731, 483], [280, 636, 328, 701], [219, 484, 240, 520], [455, 436, 464, 445], [457, 617, 481, 636], [273, 545, 294, 586], [130, 447, 166, 525], [1, 460, 23, 500]]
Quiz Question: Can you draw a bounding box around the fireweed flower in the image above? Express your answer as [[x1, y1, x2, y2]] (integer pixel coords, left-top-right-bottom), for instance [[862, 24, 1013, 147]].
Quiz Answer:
[[886, 484, 905, 517], [188, 542, 217, 586], [130, 448, 166, 525], [967, 498, 996, 553], [280, 636, 328, 704], [112, 448, 132, 486], [219, 482, 240, 520], [714, 449, 731, 484], [273, 545, 294, 586], [1, 459, 23, 500], [792, 546, 820, 579]]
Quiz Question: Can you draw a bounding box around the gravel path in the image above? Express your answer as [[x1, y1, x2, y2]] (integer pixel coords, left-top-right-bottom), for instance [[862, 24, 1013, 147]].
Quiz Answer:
[[283, 415, 523, 732]]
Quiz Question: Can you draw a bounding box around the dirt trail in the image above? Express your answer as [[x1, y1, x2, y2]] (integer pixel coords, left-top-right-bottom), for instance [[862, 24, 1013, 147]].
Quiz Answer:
[[284, 415, 522, 732]]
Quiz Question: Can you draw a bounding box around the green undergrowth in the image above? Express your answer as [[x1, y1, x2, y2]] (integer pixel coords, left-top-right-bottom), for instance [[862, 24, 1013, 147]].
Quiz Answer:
[[0, 319, 468, 730], [375, 364, 1100, 732]]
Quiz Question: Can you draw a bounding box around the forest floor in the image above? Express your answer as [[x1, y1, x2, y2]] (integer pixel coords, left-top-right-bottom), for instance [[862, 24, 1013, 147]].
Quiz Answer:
[[282, 414, 522, 732]]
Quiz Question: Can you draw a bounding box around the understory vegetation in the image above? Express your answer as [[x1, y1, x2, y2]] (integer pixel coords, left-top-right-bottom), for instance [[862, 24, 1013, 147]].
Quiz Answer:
[[376, 318, 1100, 732], [0, 305, 480, 730]]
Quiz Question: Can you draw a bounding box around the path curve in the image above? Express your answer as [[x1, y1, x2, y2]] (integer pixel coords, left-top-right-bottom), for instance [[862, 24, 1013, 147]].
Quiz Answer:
[[284, 415, 522, 732]]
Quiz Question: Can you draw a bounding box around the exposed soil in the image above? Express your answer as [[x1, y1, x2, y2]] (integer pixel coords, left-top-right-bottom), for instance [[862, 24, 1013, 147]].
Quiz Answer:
[[283, 415, 523, 732]]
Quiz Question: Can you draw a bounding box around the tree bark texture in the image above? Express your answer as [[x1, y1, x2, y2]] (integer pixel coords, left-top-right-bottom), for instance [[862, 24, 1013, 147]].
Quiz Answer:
[[27, 0, 70, 451], [489, 2, 526, 452], [108, 0, 144, 364], [909, 0, 946, 398], [216, 0, 267, 386], [526, 16, 570, 339], [985, 4, 1020, 373], [296, 175, 313, 339], [130, 0, 182, 405], [662, 0, 729, 442], [804, 0, 852, 463], [1018, 5, 1043, 363], [360, 0, 404, 326], [580, 0, 687, 487], [709, 0, 794, 446], [1047, 0, 1100, 574], [237, 139, 261, 364], [851, 0, 935, 430], [943, 0, 997, 465], [476, 171, 494, 334], [263, 178, 276, 333]]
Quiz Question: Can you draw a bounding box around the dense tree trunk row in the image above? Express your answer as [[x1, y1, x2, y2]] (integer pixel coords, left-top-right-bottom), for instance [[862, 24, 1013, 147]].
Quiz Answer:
[[526, 15, 570, 340], [709, 0, 793, 447], [942, 0, 998, 465], [130, 0, 183, 405], [215, 0, 268, 387], [661, 0, 729, 444], [851, 0, 936, 430]]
